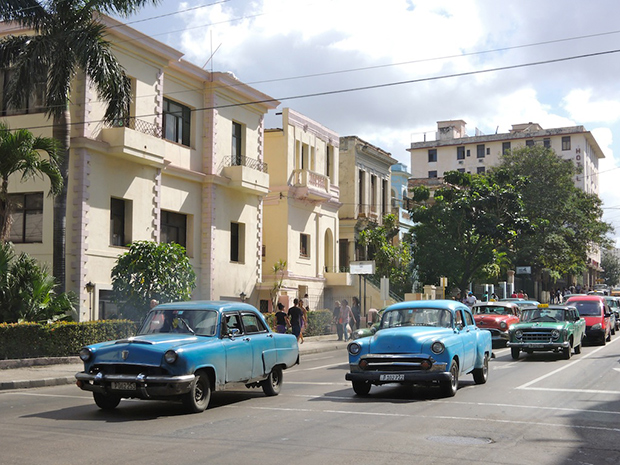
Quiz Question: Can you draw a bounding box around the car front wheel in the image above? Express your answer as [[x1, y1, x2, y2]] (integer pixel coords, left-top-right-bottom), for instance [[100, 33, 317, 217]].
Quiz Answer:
[[440, 360, 459, 397], [262, 366, 283, 396], [352, 380, 371, 396], [93, 392, 121, 410], [472, 354, 489, 384], [183, 370, 212, 413]]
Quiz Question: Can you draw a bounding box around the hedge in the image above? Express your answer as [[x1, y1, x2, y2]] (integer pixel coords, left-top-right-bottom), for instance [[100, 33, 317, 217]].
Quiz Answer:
[[0, 309, 335, 360], [0, 320, 139, 360]]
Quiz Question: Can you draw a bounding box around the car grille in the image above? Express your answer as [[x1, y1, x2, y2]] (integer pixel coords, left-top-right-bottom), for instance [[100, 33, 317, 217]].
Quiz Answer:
[[518, 329, 555, 342], [90, 364, 169, 376], [360, 355, 429, 372]]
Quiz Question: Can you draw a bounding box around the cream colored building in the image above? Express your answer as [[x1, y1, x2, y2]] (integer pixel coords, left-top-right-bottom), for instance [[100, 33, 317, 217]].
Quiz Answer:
[[408, 120, 602, 196], [1, 16, 278, 320], [262, 108, 340, 311]]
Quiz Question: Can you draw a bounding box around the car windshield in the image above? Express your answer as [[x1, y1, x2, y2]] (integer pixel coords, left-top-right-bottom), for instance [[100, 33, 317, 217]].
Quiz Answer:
[[569, 301, 602, 317], [521, 309, 565, 322], [473, 306, 509, 315], [380, 308, 452, 329], [139, 309, 218, 336]]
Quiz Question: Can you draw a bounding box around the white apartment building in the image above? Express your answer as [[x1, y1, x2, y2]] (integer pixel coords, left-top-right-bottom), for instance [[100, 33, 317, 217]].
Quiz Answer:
[[262, 108, 340, 311], [1, 16, 278, 320]]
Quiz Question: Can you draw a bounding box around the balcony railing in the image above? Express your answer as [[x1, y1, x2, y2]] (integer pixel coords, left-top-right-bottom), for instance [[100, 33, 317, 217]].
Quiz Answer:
[[223, 155, 268, 174], [108, 117, 162, 138]]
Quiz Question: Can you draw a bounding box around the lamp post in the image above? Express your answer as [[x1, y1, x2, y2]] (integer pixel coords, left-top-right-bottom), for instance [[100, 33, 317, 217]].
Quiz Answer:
[[239, 292, 247, 302], [85, 281, 95, 321]]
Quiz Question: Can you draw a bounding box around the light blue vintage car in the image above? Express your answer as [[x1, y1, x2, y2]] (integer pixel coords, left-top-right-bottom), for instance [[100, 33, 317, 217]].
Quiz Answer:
[[75, 301, 299, 412], [345, 300, 492, 397]]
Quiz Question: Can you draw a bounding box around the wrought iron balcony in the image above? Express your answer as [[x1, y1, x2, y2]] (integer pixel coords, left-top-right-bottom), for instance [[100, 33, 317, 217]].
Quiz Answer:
[[108, 117, 162, 138], [223, 155, 268, 174]]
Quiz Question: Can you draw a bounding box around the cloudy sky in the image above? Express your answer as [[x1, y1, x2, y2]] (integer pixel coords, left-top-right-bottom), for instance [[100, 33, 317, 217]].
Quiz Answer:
[[116, 0, 620, 244]]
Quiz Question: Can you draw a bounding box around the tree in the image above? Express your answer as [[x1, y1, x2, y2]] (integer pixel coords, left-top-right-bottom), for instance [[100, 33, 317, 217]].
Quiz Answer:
[[495, 145, 611, 279], [0, 241, 76, 323], [601, 248, 620, 287], [269, 259, 287, 311], [111, 241, 196, 321], [0, 122, 62, 242], [407, 170, 531, 295], [357, 214, 413, 298], [0, 0, 160, 290]]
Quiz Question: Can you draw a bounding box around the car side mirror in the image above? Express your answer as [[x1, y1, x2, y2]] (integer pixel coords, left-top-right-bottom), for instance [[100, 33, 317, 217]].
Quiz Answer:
[[370, 327, 377, 334], [456, 323, 464, 331], [229, 328, 241, 338]]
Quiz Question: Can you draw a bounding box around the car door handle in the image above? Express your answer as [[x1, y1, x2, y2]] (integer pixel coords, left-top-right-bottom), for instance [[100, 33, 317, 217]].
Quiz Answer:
[[243, 337, 250, 342]]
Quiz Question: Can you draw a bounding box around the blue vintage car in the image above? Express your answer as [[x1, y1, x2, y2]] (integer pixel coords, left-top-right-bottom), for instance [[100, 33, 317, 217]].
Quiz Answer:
[[345, 300, 492, 397], [75, 301, 299, 412]]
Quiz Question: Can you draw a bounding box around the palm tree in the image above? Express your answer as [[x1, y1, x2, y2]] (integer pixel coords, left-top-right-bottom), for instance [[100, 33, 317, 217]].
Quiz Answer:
[[0, 122, 62, 242], [0, 0, 159, 290]]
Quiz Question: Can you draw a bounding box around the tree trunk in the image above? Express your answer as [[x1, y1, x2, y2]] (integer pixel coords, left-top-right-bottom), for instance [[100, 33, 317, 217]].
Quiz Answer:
[[53, 109, 70, 292]]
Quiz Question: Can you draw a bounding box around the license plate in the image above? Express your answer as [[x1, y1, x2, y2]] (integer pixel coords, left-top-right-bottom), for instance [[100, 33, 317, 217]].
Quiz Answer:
[[526, 344, 545, 349], [380, 374, 405, 382], [111, 381, 136, 390]]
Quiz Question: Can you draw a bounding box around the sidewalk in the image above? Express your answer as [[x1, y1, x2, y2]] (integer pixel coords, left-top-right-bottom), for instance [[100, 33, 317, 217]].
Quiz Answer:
[[0, 335, 348, 391]]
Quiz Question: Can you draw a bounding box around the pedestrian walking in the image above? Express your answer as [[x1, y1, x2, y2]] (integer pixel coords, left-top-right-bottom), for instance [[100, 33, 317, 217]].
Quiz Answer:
[[275, 302, 289, 334], [351, 296, 361, 330], [339, 299, 356, 341], [333, 301, 343, 340], [288, 299, 305, 343]]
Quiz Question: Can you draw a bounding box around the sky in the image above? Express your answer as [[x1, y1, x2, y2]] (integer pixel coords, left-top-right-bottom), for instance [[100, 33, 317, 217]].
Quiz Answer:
[[115, 0, 620, 244]]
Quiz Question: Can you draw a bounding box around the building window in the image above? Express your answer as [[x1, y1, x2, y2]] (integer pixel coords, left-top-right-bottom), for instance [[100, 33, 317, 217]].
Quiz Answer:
[[456, 146, 465, 160], [7, 192, 43, 243], [110, 198, 131, 246], [428, 149, 437, 163], [232, 121, 243, 165], [163, 98, 191, 146], [161, 210, 187, 248], [358, 169, 364, 214], [502, 141, 511, 154], [477, 145, 485, 158], [428, 170, 438, 178], [230, 222, 245, 263], [486, 147, 490, 155], [259, 300, 269, 313], [457, 168, 465, 173], [0, 69, 45, 116], [466, 149, 471, 157], [562, 136, 571, 151], [326, 145, 332, 178], [300, 233, 310, 258], [526, 139, 534, 147], [543, 138, 551, 148], [477, 166, 486, 174]]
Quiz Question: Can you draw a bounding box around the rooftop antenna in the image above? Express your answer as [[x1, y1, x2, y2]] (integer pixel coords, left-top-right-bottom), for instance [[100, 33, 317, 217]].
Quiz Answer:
[[203, 30, 222, 72]]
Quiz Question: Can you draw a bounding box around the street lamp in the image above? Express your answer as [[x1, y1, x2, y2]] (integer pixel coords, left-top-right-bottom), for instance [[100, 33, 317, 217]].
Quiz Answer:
[[239, 292, 246, 302]]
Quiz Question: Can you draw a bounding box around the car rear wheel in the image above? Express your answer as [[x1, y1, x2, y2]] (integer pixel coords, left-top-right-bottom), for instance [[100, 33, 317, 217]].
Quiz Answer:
[[182, 370, 212, 413], [93, 392, 121, 410], [511, 347, 520, 360], [352, 380, 371, 396], [472, 353, 489, 384], [439, 360, 459, 397], [262, 366, 283, 396]]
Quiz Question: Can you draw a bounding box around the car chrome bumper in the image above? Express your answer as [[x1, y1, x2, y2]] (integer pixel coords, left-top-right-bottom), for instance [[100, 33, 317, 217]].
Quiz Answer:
[[507, 341, 569, 349], [75, 371, 196, 397], [345, 369, 450, 385]]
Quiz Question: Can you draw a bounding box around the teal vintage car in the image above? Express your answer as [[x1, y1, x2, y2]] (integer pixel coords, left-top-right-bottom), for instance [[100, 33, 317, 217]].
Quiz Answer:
[[507, 304, 585, 360], [76, 301, 299, 412], [345, 300, 492, 398]]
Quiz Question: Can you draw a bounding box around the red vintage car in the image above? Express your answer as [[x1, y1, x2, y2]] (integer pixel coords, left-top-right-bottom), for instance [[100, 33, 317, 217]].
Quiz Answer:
[[472, 302, 521, 347]]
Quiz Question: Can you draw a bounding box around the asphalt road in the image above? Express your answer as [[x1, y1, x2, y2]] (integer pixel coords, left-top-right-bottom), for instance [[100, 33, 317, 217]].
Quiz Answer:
[[1, 339, 619, 465]]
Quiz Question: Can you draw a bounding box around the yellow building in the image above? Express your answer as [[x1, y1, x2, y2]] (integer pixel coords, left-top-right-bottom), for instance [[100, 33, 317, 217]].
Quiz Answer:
[[262, 109, 340, 311], [1, 16, 278, 320]]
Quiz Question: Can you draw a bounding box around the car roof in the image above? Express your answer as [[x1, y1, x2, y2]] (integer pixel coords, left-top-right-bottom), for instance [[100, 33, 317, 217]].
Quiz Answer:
[[154, 301, 260, 313], [565, 295, 605, 302], [473, 301, 516, 308], [386, 299, 468, 312]]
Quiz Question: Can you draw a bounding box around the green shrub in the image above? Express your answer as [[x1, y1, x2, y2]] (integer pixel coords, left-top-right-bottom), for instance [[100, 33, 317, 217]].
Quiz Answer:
[[0, 320, 138, 360]]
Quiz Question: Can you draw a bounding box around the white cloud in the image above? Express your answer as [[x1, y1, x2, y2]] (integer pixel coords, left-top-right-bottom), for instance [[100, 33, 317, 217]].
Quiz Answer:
[[562, 89, 620, 125]]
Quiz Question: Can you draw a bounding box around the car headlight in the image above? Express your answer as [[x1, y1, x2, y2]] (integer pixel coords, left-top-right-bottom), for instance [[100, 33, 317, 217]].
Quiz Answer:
[[79, 348, 92, 362], [500, 321, 508, 330], [348, 342, 361, 356], [515, 330, 523, 339], [591, 323, 602, 331], [164, 350, 178, 364], [431, 341, 445, 354], [551, 329, 560, 340]]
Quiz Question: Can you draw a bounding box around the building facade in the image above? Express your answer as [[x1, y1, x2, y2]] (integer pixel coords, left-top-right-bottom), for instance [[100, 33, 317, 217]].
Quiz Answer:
[[390, 162, 415, 244], [2, 16, 278, 320], [262, 108, 340, 312]]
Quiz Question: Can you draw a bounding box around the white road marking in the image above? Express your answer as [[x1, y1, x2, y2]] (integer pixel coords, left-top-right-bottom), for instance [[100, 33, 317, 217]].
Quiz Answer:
[[225, 404, 620, 433], [516, 338, 619, 390], [286, 362, 347, 374]]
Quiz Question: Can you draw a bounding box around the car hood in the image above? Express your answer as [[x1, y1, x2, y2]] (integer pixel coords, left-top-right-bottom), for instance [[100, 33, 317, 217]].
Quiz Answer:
[[86, 334, 215, 366], [474, 314, 512, 326], [368, 327, 454, 353], [512, 321, 565, 331]]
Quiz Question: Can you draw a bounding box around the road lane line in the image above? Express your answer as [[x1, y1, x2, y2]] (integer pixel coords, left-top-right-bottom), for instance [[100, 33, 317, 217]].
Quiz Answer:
[[226, 404, 620, 433], [286, 362, 347, 374], [516, 338, 618, 390]]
